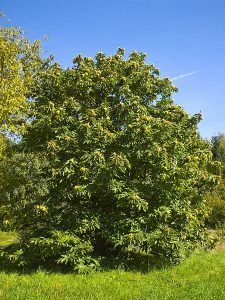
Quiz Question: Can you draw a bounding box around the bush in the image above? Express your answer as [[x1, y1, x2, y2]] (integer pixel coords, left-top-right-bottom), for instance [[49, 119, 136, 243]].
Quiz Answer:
[[205, 180, 225, 228], [4, 231, 99, 273], [1, 49, 219, 270], [211, 134, 225, 177]]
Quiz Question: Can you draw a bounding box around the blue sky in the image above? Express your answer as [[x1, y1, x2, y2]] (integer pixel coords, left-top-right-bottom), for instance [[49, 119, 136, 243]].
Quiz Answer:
[[1, 0, 225, 138]]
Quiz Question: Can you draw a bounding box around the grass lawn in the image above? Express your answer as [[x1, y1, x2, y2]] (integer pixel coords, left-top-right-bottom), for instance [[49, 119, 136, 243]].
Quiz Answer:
[[0, 232, 225, 299], [0, 231, 18, 248]]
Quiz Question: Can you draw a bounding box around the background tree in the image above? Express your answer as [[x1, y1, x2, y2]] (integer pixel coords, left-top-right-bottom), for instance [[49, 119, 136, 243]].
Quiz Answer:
[[205, 133, 225, 228], [211, 133, 225, 177], [0, 20, 42, 157], [0, 20, 52, 232], [1, 49, 219, 271]]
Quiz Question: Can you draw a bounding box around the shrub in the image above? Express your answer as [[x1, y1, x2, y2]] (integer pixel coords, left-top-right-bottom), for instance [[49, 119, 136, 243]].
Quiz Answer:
[[211, 134, 225, 177], [12, 231, 99, 273], [205, 180, 225, 228]]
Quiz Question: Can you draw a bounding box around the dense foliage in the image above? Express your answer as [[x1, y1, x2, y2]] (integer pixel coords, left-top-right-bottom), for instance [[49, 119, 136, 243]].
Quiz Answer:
[[0, 23, 42, 157], [0, 151, 50, 230], [205, 134, 225, 228], [205, 183, 225, 228], [211, 134, 225, 177], [0, 47, 219, 271]]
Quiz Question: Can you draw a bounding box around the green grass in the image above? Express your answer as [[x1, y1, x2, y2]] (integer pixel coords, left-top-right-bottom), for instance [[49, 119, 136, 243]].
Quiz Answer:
[[0, 250, 225, 299], [0, 231, 225, 299], [0, 231, 18, 247]]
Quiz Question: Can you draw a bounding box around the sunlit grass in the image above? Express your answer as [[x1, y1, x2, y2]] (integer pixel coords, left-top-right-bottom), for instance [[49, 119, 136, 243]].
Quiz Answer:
[[0, 231, 225, 299], [0, 231, 18, 247], [0, 248, 225, 299]]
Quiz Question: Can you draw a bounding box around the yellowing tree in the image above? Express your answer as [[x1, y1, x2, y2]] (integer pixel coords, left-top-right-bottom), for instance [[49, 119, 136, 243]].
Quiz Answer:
[[0, 25, 42, 156]]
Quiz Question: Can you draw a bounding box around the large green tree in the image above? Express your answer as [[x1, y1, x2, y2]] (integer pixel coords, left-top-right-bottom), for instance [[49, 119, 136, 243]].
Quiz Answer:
[[1, 49, 219, 271]]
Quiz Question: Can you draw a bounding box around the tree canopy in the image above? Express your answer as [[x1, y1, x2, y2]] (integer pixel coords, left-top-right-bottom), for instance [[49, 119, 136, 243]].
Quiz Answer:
[[0, 48, 219, 271], [0, 24, 42, 157]]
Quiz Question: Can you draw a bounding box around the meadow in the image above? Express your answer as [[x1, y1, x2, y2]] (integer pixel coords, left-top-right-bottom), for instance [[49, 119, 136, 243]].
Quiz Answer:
[[0, 231, 225, 300]]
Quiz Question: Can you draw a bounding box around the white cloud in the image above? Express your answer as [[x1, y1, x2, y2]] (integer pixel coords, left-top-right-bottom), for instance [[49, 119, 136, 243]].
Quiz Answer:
[[171, 70, 200, 81]]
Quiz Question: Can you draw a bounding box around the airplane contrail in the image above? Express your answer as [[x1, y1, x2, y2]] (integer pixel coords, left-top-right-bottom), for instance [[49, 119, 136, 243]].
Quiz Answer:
[[171, 70, 200, 81]]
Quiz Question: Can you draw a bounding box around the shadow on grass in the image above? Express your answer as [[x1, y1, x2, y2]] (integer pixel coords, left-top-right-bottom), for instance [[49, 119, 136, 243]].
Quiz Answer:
[[0, 230, 188, 275], [0, 243, 174, 276]]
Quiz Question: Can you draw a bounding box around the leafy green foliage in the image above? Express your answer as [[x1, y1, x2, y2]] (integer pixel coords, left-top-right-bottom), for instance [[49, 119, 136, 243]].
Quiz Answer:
[[205, 133, 225, 228], [3, 231, 99, 273], [1, 49, 219, 270], [0, 23, 43, 157], [0, 151, 50, 230], [211, 134, 225, 177], [205, 180, 225, 228]]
